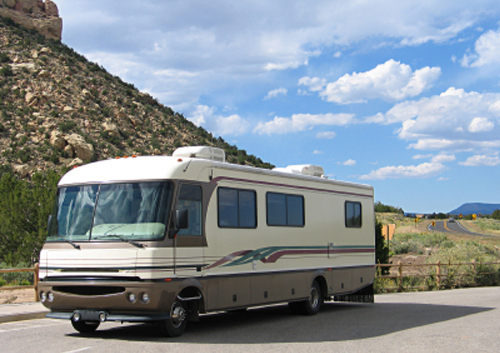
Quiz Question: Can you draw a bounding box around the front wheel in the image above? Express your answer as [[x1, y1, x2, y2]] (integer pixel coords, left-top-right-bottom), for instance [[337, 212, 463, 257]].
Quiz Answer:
[[71, 320, 100, 334], [158, 300, 188, 337]]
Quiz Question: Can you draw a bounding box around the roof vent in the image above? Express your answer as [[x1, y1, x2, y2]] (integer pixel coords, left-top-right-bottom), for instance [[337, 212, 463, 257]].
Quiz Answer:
[[173, 146, 226, 162], [273, 164, 325, 177]]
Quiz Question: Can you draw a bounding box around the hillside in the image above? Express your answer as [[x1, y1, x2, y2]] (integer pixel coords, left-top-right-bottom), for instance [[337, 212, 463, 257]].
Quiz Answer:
[[0, 16, 273, 179], [449, 203, 500, 216]]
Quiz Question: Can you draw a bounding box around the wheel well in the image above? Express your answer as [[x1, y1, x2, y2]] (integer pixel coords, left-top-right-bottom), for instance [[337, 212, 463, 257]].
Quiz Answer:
[[178, 286, 205, 312], [314, 276, 328, 300]]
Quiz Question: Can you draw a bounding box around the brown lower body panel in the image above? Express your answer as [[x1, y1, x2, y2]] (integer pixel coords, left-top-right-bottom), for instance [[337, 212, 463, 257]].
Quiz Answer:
[[39, 265, 374, 321]]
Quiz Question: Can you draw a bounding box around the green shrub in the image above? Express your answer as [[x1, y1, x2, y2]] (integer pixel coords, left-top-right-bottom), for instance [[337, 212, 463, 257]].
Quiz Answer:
[[59, 121, 76, 133], [0, 262, 34, 285], [427, 242, 500, 288], [0, 65, 13, 77], [0, 52, 10, 63]]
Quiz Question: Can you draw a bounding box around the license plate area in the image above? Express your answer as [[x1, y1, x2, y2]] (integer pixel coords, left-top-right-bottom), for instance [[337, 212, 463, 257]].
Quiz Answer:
[[78, 310, 106, 321]]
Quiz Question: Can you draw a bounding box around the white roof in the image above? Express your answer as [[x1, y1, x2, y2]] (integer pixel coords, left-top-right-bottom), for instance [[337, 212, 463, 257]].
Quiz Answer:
[[58, 156, 199, 186]]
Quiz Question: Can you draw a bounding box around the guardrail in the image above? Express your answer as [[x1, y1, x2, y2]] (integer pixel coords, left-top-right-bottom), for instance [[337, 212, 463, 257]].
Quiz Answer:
[[0, 264, 39, 302], [376, 260, 500, 292]]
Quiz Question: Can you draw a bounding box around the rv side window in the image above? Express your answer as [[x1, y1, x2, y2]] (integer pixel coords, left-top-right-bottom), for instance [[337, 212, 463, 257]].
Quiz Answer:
[[177, 184, 202, 236], [218, 187, 257, 228], [345, 201, 362, 228], [267, 192, 304, 227]]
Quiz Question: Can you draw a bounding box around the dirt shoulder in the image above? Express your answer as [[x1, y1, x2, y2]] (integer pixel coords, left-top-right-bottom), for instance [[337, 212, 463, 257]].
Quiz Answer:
[[0, 288, 37, 304]]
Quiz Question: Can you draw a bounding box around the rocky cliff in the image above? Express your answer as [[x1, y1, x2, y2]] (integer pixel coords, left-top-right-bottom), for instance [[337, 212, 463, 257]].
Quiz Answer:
[[0, 17, 273, 179], [0, 0, 61, 40]]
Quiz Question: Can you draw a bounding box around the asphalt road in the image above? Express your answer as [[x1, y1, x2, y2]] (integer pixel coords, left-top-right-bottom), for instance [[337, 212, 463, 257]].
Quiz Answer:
[[430, 220, 484, 235], [1, 287, 500, 353]]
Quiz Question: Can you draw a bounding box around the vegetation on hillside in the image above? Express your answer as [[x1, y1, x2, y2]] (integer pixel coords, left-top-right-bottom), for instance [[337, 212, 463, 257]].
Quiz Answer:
[[0, 15, 274, 176], [0, 166, 59, 266], [374, 201, 403, 214]]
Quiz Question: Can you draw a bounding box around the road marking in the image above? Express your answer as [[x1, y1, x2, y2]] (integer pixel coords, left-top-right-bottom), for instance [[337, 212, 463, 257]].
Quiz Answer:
[[0, 321, 63, 333], [444, 221, 451, 231], [61, 347, 92, 353]]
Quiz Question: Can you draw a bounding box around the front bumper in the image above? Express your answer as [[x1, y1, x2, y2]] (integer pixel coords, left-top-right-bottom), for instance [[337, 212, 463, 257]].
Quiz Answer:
[[47, 310, 169, 322], [38, 279, 179, 317]]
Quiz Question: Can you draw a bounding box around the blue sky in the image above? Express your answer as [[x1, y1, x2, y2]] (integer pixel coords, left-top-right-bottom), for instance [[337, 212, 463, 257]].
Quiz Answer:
[[55, 0, 500, 213]]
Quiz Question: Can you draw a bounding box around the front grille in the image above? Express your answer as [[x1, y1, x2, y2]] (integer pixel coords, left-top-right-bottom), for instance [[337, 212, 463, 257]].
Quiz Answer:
[[53, 285, 126, 296]]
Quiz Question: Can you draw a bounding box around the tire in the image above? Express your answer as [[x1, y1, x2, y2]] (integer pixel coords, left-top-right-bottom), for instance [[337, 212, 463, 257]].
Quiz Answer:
[[294, 280, 323, 315], [71, 320, 100, 334], [158, 300, 188, 337], [288, 301, 303, 315]]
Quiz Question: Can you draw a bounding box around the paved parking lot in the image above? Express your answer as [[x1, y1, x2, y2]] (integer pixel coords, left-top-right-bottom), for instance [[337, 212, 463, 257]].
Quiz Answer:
[[1, 287, 500, 352]]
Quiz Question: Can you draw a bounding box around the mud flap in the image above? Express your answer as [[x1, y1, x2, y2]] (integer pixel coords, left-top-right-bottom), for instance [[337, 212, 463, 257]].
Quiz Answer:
[[334, 283, 374, 303]]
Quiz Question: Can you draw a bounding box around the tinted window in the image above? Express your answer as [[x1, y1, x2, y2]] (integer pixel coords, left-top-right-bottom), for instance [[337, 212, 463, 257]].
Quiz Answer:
[[345, 201, 362, 228], [267, 193, 287, 226], [177, 184, 202, 236], [267, 192, 304, 227], [218, 187, 256, 228]]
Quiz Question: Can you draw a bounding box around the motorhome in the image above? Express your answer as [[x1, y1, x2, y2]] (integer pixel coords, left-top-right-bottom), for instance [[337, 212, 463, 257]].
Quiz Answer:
[[38, 146, 375, 337]]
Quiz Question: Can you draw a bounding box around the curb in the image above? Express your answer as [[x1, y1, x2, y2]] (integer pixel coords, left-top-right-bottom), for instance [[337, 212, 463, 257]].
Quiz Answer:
[[0, 311, 48, 323]]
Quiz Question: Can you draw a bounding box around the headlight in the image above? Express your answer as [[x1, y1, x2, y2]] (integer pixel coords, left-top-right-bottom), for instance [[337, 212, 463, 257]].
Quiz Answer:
[[127, 292, 136, 303], [47, 292, 54, 302], [40, 291, 46, 302], [141, 292, 150, 304]]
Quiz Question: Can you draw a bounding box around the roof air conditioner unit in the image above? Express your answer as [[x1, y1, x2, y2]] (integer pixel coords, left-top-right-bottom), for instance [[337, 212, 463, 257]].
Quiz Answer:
[[173, 146, 226, 162], [273, 164, 324, 177]]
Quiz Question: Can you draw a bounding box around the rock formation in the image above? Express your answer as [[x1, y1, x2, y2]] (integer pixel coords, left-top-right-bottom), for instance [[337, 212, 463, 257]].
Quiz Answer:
[[0, 0, 62, 40]]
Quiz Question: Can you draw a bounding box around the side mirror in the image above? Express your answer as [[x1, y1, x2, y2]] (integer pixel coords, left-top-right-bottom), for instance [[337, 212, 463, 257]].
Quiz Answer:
[[168, 209, 189, 239], [176, 209, 189, 229]]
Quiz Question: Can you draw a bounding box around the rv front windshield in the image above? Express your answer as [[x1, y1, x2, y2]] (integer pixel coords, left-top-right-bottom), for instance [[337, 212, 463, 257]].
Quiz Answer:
[[47, 182, 173, 242]]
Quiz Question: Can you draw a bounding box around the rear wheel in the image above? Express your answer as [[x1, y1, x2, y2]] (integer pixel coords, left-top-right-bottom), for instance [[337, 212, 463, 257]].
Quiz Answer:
[[158, 300, 188, 337], [291, 280, 323, 315], [71, 320, 100, 334]]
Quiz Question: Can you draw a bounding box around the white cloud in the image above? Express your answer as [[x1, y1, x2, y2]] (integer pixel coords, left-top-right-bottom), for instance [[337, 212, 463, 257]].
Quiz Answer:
[[56, 0, 495, 111], [316, 131, 337, 139], [409, 139, 500, 151], [298, 77, 327, 92], [343, 159, 356, 166], [264, 87, 288, 100], [369, 88, 500, 153], [412, 153, 456, 163], [462, 28, 500, 67], [468, 117, 494, 133], [254, 113, 355, 135], [304, 60, 441, 104], [412, 154, 433, 160], [188, 105, 250, 136], [216, 115, 251, 136], [431, 154, 456, 163], [313, 150, 324, 154], [189, 105, 213, 126], [459, 154, 500, 166], [359, 162, 447, 180]]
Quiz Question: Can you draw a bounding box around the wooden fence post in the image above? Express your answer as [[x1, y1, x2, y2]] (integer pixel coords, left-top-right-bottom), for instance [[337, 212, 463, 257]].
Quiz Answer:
[[398, 261, 403, 292], [34, 263, 39, 302], [436, 260, 441, 289]]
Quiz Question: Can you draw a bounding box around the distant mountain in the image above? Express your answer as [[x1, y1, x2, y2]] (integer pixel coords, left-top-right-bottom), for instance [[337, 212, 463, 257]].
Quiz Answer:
[[449, 203, 500, 216]]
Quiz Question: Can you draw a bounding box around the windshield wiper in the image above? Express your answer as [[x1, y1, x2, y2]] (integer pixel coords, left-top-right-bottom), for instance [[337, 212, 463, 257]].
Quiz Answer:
[[93, 235, 145, 248], [58, 237, 81, 250]]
